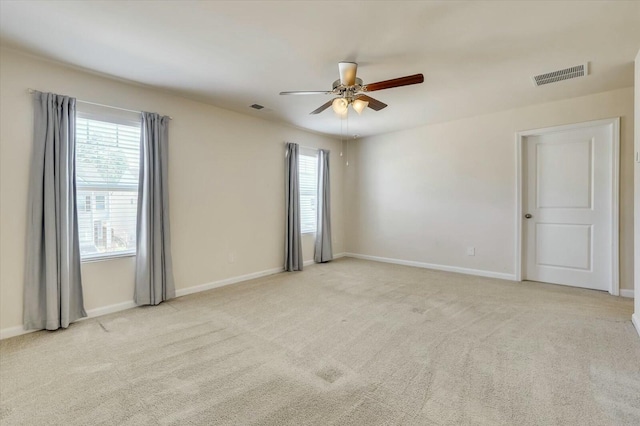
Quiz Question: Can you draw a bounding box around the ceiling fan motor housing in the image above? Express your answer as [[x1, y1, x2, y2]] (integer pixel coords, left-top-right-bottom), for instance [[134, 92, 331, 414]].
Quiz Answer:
[[338, 61, 358, 86], [332, 78, 363, 90]]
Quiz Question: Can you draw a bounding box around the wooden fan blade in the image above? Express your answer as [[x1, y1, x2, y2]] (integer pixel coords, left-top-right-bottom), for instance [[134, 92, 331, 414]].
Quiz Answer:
[[338, 62, 358, 86], [310, 99, 334, 115], [365, 74, 424, 92], [280, 91, 332, 95], [356, 95, 387, 111]]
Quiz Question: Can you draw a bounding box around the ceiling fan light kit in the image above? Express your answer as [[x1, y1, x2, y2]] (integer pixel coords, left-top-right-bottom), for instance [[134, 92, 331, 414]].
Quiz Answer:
[[331, 98, 348, 114], [351, 99, 369, 115], [331, 97, 369, 115], [280, 61, 424, 115]]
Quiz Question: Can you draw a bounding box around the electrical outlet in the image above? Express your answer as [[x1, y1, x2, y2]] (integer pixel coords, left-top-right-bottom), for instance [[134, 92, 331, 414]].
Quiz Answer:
[[228, 251, 236, 263], [467, 247, 475, 256]]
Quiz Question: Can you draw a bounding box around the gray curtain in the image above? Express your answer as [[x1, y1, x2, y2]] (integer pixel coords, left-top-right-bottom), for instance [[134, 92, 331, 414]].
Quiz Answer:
[[285, 142, 303, 271], [24, 91, 86, 330], [314, 149, 333, 263], [135, 112, 175, 305]]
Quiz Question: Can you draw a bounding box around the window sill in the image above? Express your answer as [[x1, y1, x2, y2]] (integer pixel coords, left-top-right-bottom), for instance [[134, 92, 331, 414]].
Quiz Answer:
[[81, 252, 136, 263]]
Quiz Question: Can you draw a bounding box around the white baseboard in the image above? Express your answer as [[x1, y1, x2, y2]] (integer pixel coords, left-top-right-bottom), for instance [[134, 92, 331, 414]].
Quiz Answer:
[[343, 252, 516, 281], [86, 300, 137, 318], [175, 266, 284, 297], [0, 326, 35, 340], [303, 252, 346, 267], [620, 289, 635, 298], [632, 313, 640, 338]]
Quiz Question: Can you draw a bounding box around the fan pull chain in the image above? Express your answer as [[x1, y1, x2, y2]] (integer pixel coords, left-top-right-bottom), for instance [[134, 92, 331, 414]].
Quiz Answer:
[[340, 114, 344, 158], [340, 113, 344, 157], [346, 113, 349, 166]]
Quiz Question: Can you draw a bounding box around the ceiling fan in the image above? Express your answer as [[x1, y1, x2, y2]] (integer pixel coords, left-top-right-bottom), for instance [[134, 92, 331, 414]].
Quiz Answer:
[[280, 62, 424, 115]]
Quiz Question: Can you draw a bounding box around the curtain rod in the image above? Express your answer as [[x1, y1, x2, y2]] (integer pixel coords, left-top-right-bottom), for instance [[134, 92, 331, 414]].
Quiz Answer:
[[27, 89, 173, 120], [285, 142, 332, 152]]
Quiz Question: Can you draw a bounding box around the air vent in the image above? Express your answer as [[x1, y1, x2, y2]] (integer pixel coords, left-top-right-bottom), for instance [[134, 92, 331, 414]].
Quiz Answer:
[[532, 63, 588, 86], [250, 104, 264, 110]]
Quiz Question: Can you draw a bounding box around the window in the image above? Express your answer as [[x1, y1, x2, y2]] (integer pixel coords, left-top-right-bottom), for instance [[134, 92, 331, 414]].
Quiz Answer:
[[79, 195, 92, 212], [75, 107, 141, 260], [299, 151, 318, 234], [95, 195, 105, 210]]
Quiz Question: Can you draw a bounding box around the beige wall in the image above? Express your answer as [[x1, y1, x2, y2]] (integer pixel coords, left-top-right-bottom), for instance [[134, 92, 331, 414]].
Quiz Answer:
[[346, 87, 634, 290], [0, 48, 345, 331]]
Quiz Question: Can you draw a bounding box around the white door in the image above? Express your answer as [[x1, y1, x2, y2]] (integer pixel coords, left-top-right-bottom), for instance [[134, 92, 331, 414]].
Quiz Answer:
[[523, 121, 616, 292]]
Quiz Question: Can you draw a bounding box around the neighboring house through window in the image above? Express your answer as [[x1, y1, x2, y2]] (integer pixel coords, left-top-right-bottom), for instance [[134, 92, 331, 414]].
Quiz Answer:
[[75, 105, 141, 260]]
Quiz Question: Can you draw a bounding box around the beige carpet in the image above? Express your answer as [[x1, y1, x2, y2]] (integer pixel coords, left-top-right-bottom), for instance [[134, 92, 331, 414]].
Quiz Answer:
[[1, 258, 639, 425]]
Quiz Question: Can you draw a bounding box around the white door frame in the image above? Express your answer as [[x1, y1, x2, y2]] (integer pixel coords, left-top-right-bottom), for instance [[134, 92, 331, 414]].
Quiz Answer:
[[514, 117, 620, 295]]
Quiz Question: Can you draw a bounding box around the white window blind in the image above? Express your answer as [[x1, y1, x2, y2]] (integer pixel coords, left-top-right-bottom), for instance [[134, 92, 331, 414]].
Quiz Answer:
[[75, 109, 141, 260], [299, 152, 318, 234]]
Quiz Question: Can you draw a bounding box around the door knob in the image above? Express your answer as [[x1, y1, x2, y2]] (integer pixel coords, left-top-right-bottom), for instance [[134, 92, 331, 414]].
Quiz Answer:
[[524, 214, 533, 219]]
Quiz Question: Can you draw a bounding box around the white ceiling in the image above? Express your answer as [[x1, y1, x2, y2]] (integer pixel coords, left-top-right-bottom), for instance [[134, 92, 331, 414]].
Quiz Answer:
[[1, 1, 638, 138]]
